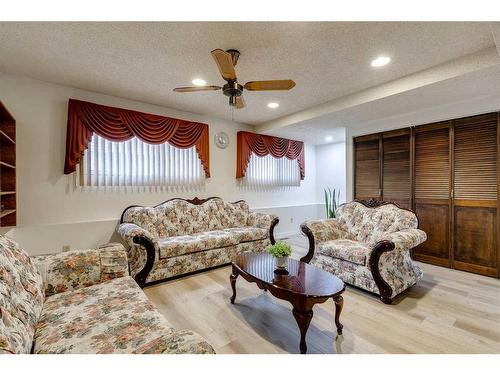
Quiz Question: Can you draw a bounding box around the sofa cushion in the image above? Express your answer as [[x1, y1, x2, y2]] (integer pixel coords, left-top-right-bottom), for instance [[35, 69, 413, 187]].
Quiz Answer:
[[223, 227, 268, 243], [0, 235, 45, 354], [337, 202, 418, 245], [206, 199, 249, 230], [123, 198, 251, 238], [31, 245, 129, 297], [122, 207, 161, 238], [158, 230, 240, 259], [160, 200, 211, 236], [33, 276, 214, 354], [317, 239, 371, 266]]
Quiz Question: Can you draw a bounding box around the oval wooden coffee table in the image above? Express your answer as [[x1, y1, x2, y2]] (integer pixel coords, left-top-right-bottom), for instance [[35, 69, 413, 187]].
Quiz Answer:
[[230, 252, 345, 354]]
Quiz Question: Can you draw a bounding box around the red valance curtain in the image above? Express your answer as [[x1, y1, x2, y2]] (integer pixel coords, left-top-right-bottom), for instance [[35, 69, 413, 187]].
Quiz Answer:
[[236, 131, 305, 180], [64, 99, 210, 177]]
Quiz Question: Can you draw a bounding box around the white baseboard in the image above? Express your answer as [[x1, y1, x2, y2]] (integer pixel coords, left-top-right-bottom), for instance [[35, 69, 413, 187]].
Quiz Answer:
[[275, 230, 301, 239]]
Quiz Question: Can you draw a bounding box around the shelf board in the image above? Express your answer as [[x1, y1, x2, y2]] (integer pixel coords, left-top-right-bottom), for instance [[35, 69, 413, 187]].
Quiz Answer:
[[0, 101, 16, 228], [0, 161, 15, 169], [0, 209, 15, 218], [0, 101, 15, 122], [0, 130, 15, 144]]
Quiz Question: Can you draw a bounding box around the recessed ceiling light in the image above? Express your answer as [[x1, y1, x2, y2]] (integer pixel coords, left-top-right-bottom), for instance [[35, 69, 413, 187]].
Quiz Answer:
[[192, 78, 206, 86], [325, 136, 333, 142], [371, 56, 391, 67], [267, 102, 279, 109]]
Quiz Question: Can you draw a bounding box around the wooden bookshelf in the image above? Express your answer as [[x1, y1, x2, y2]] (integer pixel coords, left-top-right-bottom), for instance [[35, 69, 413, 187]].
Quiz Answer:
[[0, 101, 16, 227]]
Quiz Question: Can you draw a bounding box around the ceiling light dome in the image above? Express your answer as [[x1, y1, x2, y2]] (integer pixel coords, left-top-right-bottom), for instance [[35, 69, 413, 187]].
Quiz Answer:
[[267, 102, 279, 109], [192, 78, 206, 86], [371, 56, 391, 67]]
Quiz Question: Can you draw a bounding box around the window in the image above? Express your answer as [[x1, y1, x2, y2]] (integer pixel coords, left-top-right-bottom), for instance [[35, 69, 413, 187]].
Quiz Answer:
[[81, 134, 205, 187], [242, 153, 301, 187], [236, 131, 305, 186]]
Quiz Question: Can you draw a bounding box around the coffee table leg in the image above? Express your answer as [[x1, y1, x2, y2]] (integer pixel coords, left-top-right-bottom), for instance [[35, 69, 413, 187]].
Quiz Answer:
[[292, 308, 313, 354], [230, 266, 238, 304], [333, 295, 343, 335]]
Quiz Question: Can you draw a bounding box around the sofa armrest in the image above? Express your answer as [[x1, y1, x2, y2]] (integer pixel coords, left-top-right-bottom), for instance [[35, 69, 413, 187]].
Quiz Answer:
[[377, 229, 427, 252], [117, 223, 157, 244], [246, 212, 279, 244], [300, 219, 351, 263], [117, 223, 159, 287], [367, 229, 427, 304], [32, 244, 129, 297]]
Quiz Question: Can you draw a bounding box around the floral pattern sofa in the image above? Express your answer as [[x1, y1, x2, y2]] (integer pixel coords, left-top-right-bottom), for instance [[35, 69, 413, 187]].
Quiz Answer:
[[0, 236, 214, 354], [300, 201, 426, 304], [118, 197, 279, 286]]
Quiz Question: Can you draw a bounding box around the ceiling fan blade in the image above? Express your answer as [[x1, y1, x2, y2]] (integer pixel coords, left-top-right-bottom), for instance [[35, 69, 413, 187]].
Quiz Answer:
[[244, 80, 296, 91], [235, 96, 245, 109], [173, 86, 222, 92], [211, 49, 237, 81]]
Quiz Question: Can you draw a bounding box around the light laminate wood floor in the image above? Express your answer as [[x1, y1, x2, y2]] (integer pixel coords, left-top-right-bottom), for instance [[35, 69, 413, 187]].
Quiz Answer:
[[144, 235, 500, 354]]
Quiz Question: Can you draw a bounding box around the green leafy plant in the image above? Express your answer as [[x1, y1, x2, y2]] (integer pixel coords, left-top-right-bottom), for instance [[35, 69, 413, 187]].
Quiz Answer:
[[324, 187, 341, 218], [267, 241, 292, 258]]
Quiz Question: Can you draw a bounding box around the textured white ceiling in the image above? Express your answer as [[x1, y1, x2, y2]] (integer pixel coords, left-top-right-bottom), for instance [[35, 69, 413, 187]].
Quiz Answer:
[[0, 22, 495, 126], [272, 64, 500, 144]]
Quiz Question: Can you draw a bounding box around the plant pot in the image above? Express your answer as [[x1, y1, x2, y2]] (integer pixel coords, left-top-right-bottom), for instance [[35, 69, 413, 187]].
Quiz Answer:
[[275, 256, 289, 270]]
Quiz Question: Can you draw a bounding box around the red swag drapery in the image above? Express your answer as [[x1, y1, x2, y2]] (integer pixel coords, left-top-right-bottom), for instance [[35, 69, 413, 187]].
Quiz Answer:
[[236, 131, 305, 180], [64, 99, 210, 177]]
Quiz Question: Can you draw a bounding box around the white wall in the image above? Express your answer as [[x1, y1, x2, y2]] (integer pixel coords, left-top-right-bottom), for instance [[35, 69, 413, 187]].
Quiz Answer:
[[314, 140, 347, 218], [346, 129, 355, 202], [0, 72, 319, 254]]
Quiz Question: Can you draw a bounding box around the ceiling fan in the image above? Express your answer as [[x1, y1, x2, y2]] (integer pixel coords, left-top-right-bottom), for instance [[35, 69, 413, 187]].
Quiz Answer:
[[173, 49, 296, 109]]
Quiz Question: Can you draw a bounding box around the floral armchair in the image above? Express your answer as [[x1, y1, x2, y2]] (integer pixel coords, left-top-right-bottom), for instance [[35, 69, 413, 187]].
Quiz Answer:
[[0, 235, 214, 354], [118, 197, 278, 286], [300, 201, 426, 304]]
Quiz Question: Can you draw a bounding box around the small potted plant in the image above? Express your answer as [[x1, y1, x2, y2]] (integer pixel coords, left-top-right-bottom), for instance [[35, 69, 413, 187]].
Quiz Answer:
[[267, 241, 292, 274]]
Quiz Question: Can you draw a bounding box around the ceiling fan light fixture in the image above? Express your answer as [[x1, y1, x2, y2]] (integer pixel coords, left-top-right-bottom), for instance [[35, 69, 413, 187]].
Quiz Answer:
[[371, 56, 391, 67], [191, 78, 206, 86], [174, 48, 296, 109]]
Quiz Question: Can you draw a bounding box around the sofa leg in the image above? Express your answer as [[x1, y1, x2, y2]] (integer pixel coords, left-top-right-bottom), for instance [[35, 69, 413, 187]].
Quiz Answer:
[[380, 295, 393, 304]]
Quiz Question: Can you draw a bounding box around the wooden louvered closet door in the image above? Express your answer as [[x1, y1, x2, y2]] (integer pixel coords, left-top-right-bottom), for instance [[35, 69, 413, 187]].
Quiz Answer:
[[382, 129, 411, 209], [354, 135, 381, 201], [413, 122, 452, 267], [452, 113, 498, 277]]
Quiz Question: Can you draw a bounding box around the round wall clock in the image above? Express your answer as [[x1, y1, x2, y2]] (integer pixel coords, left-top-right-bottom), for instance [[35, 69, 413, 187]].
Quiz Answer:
[[214, 132, 229, 149]]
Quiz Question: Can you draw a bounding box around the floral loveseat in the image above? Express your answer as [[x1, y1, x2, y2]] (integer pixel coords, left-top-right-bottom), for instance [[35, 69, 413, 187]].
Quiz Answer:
[[0, 236, 214, 354], [300, 201, 426, 304], [118, 197, 278, 286]]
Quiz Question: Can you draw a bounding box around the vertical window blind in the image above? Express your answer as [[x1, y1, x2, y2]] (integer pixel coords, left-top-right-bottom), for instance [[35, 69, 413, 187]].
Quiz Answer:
[[242, 153, 301, 187], [81, 134, 205, 187]]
